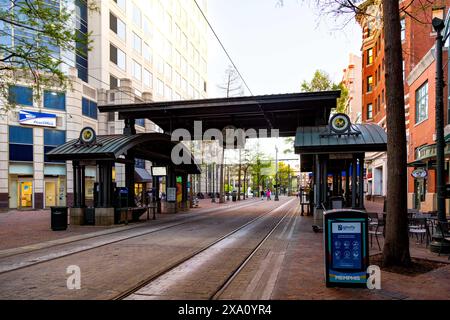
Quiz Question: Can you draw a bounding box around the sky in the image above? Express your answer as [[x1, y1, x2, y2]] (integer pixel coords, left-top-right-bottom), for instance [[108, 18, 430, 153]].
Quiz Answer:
[[204, 0, 362, 161], [206, 0, 362, 97]]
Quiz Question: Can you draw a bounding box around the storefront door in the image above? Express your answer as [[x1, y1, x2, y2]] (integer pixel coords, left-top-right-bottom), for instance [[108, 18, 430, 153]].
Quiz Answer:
[[18, 180, 33, 209], [45, 180, 57, 208]]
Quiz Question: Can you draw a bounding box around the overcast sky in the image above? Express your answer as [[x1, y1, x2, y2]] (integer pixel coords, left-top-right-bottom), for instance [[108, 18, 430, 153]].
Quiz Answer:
[[206, 0, 362, 97]]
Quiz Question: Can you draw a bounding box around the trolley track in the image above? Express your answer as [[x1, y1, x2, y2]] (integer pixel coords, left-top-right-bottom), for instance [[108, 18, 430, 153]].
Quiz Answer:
[[118, 198, 298, 300], [0, 198, 261, 275]]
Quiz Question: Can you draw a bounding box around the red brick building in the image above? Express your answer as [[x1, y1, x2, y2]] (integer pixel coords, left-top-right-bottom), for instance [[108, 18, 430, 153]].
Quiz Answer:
[[357, 0, 450, 211]]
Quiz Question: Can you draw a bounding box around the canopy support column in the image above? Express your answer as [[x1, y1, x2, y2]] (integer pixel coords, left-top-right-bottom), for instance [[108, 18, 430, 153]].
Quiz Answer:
[[359, 153, 365, 209], [352, 156, 357, 209]]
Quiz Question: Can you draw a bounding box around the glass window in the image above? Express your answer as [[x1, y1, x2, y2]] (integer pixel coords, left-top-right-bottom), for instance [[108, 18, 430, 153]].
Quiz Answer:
[[44, 91, 65, 111], [165, 63, 172, 81], [110, 74, 119, 89], [415, 81, 428, 123], [156, 79, 164, 96], [110, 13, 126, 41], [143, 69, 152, 88], [9, 126, 33, 162], [400, 17, 405, 41], [132, 60, 142, 81], [9, 85, 33, 106], [132, 3, 142, 27], [143, 17, 152, 38], [143, 42, 152, 63], [113, 0, 126, 11], [133, 32, 142, 54], [165, 85, 172, 100], [110, 44, 126, 70], [367, 76, 373, 93], [44, 129, 66, 163], [367, 48, 373, 65], [367, 103, 373, 119], [82, 97, 98, 119]]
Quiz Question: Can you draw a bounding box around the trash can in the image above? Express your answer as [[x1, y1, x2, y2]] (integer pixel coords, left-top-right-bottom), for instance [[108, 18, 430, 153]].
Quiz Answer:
[[84, 207, 95, 225], [232, 191, 237, 202], [324, 209, 369, 288], [51, 206, 68, 231]]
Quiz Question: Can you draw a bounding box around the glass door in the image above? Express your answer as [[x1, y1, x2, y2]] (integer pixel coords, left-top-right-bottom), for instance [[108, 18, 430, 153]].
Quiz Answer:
[[45, 180, 57, 208], [18, 180, 33, 209]]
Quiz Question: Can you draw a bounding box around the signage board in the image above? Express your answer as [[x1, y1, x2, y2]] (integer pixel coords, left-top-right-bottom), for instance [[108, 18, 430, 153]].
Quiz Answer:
[[19, 110, 56, 127], [324, 210, 369, 288], [167, 187, 176, 202], [152, 166, 167, 176], [411, 168, 427, 179]]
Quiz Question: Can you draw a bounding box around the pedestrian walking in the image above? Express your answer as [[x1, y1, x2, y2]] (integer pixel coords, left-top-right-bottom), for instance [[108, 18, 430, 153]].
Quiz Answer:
[[266, 188, 271, 200], [260, 190, 265, 200]]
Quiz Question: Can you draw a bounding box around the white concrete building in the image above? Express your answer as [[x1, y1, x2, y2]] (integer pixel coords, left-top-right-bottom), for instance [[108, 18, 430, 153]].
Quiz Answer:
[[0, 0, 209, 210]]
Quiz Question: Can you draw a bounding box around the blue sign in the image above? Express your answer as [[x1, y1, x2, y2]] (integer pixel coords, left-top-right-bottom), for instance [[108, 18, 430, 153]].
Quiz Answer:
[[331, 222, 362, 270], [19, 110, 56, 127]]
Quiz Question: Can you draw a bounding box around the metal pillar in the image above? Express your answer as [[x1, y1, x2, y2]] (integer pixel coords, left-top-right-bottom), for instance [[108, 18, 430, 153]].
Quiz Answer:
[[125, 156, 135, 207], [358, 154, 365, 209], [345, 161, 350, 206], [314, 155, 321, 208], [352, 156, 357, 209], [321, 156, 327, 208], [81, 165, 86, 208]]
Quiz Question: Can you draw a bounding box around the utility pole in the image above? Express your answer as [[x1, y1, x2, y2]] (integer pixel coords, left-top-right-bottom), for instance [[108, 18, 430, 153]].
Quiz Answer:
[[275, 145, 279, 201]]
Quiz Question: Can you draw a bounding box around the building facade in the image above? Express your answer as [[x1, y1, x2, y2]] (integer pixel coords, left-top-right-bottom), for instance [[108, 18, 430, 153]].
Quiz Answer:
[[357, 0, 450, 209], [0, 0, 209, 210], [342, 53, 362, 124]]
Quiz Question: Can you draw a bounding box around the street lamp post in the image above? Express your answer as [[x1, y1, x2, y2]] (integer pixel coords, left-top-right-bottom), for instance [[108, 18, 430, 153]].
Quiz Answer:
[[275, 146, 279, 201], [430, 17, 449, 253]]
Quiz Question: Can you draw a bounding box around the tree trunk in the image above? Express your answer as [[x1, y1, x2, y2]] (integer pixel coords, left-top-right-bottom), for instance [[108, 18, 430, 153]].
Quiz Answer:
[[382, 0, 411, 267], [238, 149, 242, 200]]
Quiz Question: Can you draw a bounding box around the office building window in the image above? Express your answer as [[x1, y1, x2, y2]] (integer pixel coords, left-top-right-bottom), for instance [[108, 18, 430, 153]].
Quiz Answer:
[[415, 81, 428, 123], [9, 85, 33, 106], [82, 97, 98, 119], [110, 44, 126, 70], [110, 74, 119, 89], [143, 42, 152, 63], [367, 103, 373, 119], [367, 76, 373, 93], [382, 89, 385, 104], [156, 79, 164, 96], [133, 32, 142, 54], [113, 0, 126, 11], [44, 91, 65, 111], [367, 48, 373, 65], [44, 129, 66, 163], [143, 69, 152, 88], [132, 3, 142, 27], [9, 126, 33, 162], [132, 60, 142, 81], [110, 13, 126, 41]]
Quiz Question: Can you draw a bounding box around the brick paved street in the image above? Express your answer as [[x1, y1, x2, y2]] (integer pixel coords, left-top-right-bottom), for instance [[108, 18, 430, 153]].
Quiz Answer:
[[0, 197, 449, 300]]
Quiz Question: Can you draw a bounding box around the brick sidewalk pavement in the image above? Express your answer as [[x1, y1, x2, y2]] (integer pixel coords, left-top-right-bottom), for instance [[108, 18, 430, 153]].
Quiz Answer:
[[0, 197, 252, 252]]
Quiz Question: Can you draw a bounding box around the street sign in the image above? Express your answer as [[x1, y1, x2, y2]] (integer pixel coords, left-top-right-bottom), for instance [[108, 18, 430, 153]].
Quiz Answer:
[[167, 187, 176, 202]]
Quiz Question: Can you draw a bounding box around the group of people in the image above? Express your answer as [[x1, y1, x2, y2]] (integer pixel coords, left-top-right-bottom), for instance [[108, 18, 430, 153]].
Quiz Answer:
[[260, 189, 272, 200]]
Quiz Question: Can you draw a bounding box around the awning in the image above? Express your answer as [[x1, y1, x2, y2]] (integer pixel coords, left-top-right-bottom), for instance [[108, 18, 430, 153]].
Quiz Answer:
[[135, 167, 152, 183], [294, 124, 387, 154]]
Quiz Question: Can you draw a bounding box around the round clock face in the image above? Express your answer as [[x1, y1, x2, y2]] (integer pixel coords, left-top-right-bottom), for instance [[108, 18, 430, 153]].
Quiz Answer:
[[80, 127, 96, 144], [330, 113, 351, 134]]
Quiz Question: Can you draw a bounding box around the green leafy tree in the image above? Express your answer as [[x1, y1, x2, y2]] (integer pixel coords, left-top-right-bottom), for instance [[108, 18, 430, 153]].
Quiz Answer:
[[0, 0, 95, 111], [300, 69, 349, 114]]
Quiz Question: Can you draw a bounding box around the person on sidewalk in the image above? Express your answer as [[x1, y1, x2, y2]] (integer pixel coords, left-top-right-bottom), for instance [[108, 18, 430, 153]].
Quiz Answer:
[[266, 188, 271, 200], [260, 190, 265, 200]]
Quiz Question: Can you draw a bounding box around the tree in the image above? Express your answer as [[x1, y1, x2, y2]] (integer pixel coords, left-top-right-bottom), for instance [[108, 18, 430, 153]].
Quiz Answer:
[[217, 66, 245, 203], [300, 69, 349, 114], [0, 0, 95, 111], [305, 0, 411, 267]]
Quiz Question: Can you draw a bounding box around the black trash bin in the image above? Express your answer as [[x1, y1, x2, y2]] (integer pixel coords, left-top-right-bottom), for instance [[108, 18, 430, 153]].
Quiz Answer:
[[232, 191, 237, 202], [51, 206, 68, 231]]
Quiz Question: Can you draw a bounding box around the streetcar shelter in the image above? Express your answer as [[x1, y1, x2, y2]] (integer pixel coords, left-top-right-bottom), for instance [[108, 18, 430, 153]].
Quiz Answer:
[[47, 129, 200, 226]]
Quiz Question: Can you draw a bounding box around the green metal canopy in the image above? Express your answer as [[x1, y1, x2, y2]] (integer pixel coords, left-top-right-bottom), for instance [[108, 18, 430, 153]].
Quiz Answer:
[[294, 124, 387, 154], [46, 133, 201, 174]]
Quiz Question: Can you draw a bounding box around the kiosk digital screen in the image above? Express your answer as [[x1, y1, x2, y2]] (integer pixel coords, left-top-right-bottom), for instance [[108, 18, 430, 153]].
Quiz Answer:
[[330, 222, 362, 270]]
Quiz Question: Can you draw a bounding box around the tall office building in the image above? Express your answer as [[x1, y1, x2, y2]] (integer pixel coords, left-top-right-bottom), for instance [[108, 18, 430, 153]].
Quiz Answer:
[[0, 0, 209, 210]]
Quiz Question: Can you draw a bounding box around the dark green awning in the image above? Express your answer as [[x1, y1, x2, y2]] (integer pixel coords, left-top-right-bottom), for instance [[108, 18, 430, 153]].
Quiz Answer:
[[294, 124, 387, 154]]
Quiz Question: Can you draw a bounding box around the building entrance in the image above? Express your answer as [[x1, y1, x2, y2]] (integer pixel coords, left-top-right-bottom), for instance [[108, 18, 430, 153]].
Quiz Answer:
[[45, 180, 57, 208], [18, 180, 33, 209]]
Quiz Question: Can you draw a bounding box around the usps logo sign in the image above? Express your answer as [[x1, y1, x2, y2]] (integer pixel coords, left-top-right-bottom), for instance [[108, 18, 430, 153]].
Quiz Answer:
[[19, 110, 56, 128]]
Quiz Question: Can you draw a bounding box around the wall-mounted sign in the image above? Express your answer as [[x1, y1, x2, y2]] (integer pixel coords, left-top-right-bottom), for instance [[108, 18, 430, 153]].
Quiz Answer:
[[329, 113, 351, 134], [411, 167, 427, 179], [152, 166, 167, 176], [19, 110, 56, 127]]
